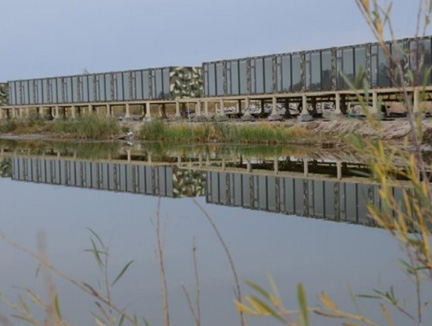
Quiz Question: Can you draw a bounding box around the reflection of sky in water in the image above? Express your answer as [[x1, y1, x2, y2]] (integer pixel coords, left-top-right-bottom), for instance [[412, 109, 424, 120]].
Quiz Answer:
[[0, 143, 431, 326]]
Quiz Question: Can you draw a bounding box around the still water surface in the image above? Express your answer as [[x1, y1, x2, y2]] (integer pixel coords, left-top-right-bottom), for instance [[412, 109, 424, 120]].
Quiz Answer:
[[0, 140, 429, 326]]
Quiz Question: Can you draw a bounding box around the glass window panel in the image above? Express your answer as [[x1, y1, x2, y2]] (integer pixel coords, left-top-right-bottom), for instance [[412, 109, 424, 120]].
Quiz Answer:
[[208, 64, 216, 96], [143, 70, 150, 99], [163, 68, 170, 98], [281, 55, 291, 92], [370, 45, 378, 87], [82, 76, 89, 102], [419, 39, 431, 85], [123, 72, 131, 101], [231, 61, 239, 95], [292, 54, 302, 92], [98, 74, 106, 102], [42, 79, 49, 104], [72, 77, 78, 102], [378, 46, 391, 87], [155, 69, 163, 99], [255, 58, 264, 93], [204, 65, 209, 96], [29, 80, 35, 104], [343, 48, 354, 87], [105, 74, 112, 102], [321, 50, 332, 90], [310, 52, 321, 90], [239, 60, 248, 94], [88, 75, 96, 102], [115, 73, 123, 101], [355, 46, 367, 84], [216, 62, 224, 96], [135, 71, 143, 100], [391, 41, 406, 86], [37, 80, 43, 104], [264, 57, 274, 93]]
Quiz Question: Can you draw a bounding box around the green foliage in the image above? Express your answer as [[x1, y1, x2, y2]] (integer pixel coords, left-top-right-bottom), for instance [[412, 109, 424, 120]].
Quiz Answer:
[[0, 120, 18, 133], [139, 120, 313, 144], [52, 114, 120, 139]]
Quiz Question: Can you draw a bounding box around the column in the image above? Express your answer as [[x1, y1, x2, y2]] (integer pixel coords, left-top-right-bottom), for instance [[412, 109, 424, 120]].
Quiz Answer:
[[204, 101, 209, 117], [127, 149, 132, 162], [336, 161, 342, 180], [301, 95, 308, 115], [54, 106, 60, 119], [125, 103, 131, 118], [246, 160, 252, 173], [222, 158, 226, 170], [274, 157, 279, 174], [145, 102, 152, 119], [242, 97, 253, 120], [175, 101, 181, 118], [268, 96, 281, 120], [25, 108, 30, 119], [216, 98, 227, 120], [37, 107, 43, 119], [88, 105, 93, 115], [71, 105, 77, 119], [198, 155, 203, 168], [303, 158, 309, 177], [335, 93, 342, 115], [195, 100, 202, 117]]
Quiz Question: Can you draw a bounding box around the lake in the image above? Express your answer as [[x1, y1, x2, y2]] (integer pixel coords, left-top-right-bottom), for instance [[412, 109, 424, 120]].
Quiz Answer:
[[0, 139, 429, 326]]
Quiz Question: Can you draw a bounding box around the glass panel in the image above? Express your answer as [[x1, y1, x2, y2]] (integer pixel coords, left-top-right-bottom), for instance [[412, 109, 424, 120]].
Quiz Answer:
[[29, 80, 35, 104], [98, 74, 106, 102], [378, 45, 391, 87], [264, 57, 274, 93], [135, 71, 143, 100], [143, 70, 150, 99], [255, 58, 264, 93], [239, 60, 248, 94], [82, 76, 89, 102], [123, 72, 131, 101], [370, 45, 378, 87], [321, 50, 332, 90], [72, 77, 78, 102], [310, 52, 321, 90], [204, 65, 209, 96], [155, 69, 163, 99], [115, 73, 123, 101], [231, 61, 239, 95], [216, 62, 224, 96], [391, 41, 406, 86], [281, 54, 291, 92], [343, 48, 354, 87], [88, 75, 96, 102], [208, 64, 216, 96], [355, 46, 367, 85], [292, 54, 302, 92], [51, 79, 58, 104], [419, 39, 431, 85], [105, 74, 113, 102], [163, 68, 170, 98], [24, 81, 30, 104]]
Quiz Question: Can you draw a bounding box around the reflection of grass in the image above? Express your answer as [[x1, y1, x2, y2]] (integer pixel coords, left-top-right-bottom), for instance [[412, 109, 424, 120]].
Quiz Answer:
[[139, 120, 317, 144]]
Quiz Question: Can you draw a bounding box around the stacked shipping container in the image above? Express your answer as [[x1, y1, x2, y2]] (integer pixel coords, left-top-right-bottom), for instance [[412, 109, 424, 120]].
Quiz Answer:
[[203, 36, 432, 97], [8, 66, 203, 106]]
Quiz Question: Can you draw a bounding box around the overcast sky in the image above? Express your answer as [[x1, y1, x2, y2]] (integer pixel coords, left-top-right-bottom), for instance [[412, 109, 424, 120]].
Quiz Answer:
[[0, 0, 423, 81]]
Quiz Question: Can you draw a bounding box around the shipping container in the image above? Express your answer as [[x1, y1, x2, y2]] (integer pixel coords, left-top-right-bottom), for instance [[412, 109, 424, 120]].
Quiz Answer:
[[202, 36, 432, 97], [7, 66, 202, 106]]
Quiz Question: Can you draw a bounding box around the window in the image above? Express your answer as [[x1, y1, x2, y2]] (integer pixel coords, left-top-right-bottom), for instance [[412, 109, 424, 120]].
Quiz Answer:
[[264, 57, 274, 93], [230, 61, 239, 95], [281, 54, 291, 92], [321, 50, 332, 90], [255, 58, 264, 94], [292, 54, 302, 92], [216, 62, 224, 95], [310, 52, 321, 90], [239, 60, 248, 94]]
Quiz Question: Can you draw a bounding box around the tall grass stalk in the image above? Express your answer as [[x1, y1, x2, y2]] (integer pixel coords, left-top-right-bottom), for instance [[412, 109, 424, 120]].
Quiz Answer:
[[52, 114, 120, 140]]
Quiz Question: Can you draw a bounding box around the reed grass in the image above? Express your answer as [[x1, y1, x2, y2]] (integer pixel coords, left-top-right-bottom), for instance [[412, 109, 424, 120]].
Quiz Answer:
[[139, 120, 314, 144], [52, 114, 120, 140]]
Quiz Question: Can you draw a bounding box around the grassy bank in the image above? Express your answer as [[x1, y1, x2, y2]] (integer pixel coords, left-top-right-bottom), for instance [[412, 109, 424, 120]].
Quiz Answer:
[[139, 119, 315, 144]]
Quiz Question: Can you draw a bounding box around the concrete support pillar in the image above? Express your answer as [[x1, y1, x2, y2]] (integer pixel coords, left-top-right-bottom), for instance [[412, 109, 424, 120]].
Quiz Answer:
[[145, 102, 152, 119], [71, 106, 76, 119], [222, 158, 226, 170], [177, 156, 182, 166], [125, 103, 131, 119], [219, 98, 225, 116], [336, 161, 342, 180], [204, 101, 209, 116], [175, 101, 181, 118], [246, 160, 252, 173], [372, 92, 378, 115], [105, 104, 111, 117], [198, 155, 203, 168], [54, 106, 60, 119], [413, 88, 420, 114], [335, 93, 342, 115], [303, 159, 309, 177], [274, 157, 279, 174], [237, 100, 242, 114], [37, 107, 43, 119], [301, 95, 308, 115], [147, 154, 152, 164], [196, 101, 202, 116], [88, 105, 93, 115], [25, 108, 30, 119], [242, 97, 254, 121], [141, 104, 146, 117], [206, 156, 210, 167], [269, 96, 281, 120], [127, 149, 132, 162]]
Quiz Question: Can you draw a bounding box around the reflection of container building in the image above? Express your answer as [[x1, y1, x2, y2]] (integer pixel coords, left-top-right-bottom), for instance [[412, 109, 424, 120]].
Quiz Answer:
[[202, 37, 432, 97], [206, 171, 405, 226], [11, 157, 206, 198], [8, 67, 203, 106]]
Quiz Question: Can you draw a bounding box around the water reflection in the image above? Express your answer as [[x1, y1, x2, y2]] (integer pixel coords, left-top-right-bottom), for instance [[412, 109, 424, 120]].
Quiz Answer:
[[0, 140, 408, 227]]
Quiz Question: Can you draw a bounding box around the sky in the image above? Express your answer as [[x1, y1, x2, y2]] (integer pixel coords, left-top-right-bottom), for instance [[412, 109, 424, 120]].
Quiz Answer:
[[0, 0, 423, 81]]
